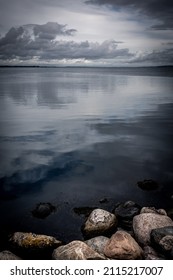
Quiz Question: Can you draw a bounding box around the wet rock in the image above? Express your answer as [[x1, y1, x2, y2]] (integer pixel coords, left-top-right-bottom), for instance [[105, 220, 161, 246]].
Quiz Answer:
[[0, 250, 21, 260], [143, 246, 165, 260], [52, 240, 105, 260], [113, 201, 141, 229], [32, 202, 56, 219], [83, 209, 117, 238], [137, 179, 159, 191], [104, 231, 143, 260], [85, 236, 109, 256], [151, 226, 173, 243], [140, 207, 167, 216], [9, 232, 62, 259], [151, 226, 173, 256], [133, 213, 173, 245]]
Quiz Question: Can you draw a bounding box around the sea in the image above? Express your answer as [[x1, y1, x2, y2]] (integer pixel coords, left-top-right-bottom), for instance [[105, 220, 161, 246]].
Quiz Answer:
[[0, 66, 173, 242]]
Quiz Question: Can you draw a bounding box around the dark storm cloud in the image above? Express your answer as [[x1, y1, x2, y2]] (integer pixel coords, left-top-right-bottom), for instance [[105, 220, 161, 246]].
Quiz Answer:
[[85, 0, 173, 30], [0, 22, 132, 61]]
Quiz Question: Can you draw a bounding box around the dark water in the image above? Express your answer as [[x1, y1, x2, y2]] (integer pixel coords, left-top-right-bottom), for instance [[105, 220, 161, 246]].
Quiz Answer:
[[0, 67, 173, 242]]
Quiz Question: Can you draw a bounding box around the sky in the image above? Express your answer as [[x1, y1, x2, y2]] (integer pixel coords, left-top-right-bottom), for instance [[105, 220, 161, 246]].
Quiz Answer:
[[0, 0, 173, 66]]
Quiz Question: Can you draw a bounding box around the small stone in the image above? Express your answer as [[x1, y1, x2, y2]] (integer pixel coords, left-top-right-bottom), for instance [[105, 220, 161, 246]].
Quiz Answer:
[[52, 240, 105, 260], [0, 250, 21, 260], [133, 213, 173, 245], [104, 231, 143, 260], [83, 209, 117, 238], [159, 235, 173, 251]]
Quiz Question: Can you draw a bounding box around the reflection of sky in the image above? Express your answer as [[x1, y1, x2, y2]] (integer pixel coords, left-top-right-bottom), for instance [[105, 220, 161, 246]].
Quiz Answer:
[[0, 67, 173, 179]]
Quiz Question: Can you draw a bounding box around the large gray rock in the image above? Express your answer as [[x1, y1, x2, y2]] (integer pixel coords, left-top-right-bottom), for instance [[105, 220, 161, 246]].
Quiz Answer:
[[133, 213, 173, 245], [83, 209, 117, 237], [0, 250, 21, 260], [104, 231, 143, 260], [85, 236, 109, 256], [52, 240, 105, 260]]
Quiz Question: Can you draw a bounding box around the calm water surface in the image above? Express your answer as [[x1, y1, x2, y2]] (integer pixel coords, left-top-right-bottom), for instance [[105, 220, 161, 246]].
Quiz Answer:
[[0, 67, 173, 242]]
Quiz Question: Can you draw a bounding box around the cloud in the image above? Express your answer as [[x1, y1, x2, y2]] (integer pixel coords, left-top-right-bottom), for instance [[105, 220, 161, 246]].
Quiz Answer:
[[131, 48, 173, 65], [85, 0, 173, 30], [33, 22, 76, 39], [0, 22, 132, 62]]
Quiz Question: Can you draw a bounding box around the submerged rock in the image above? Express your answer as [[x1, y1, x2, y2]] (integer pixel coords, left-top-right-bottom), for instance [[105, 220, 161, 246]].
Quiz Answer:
[[0, 250, 21, 260], [83, 209, 117, 238], [137, 179, 159, 191], [52, 240, 105, 260], [104, 231, 143, 260], [133, 213, 173, 245], [32, 202, 56, 219]]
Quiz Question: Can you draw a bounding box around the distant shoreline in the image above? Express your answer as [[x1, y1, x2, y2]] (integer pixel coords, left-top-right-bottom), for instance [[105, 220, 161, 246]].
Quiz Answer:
[[0, 65, 173, 68]]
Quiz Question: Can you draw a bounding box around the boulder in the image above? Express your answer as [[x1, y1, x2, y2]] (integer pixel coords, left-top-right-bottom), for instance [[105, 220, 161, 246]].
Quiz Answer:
[[52, 240, 105, 260], [32, 202, 56, 219], [83, 209, 117, 237], [133, 213, 173, 245], [113, 201, 141, 229], [85, 236, 109, 256], [0, 250, 21, 260], [104, 231, 143, 260]]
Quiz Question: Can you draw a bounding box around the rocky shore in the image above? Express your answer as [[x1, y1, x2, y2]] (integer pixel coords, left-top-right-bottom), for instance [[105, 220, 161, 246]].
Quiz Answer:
[[0, 200, 173, 260]]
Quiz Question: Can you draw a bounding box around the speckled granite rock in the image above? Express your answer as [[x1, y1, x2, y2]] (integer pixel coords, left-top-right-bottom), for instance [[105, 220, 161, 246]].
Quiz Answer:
[[83, 209, 117, 237], [52, 240, 105, 260]]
